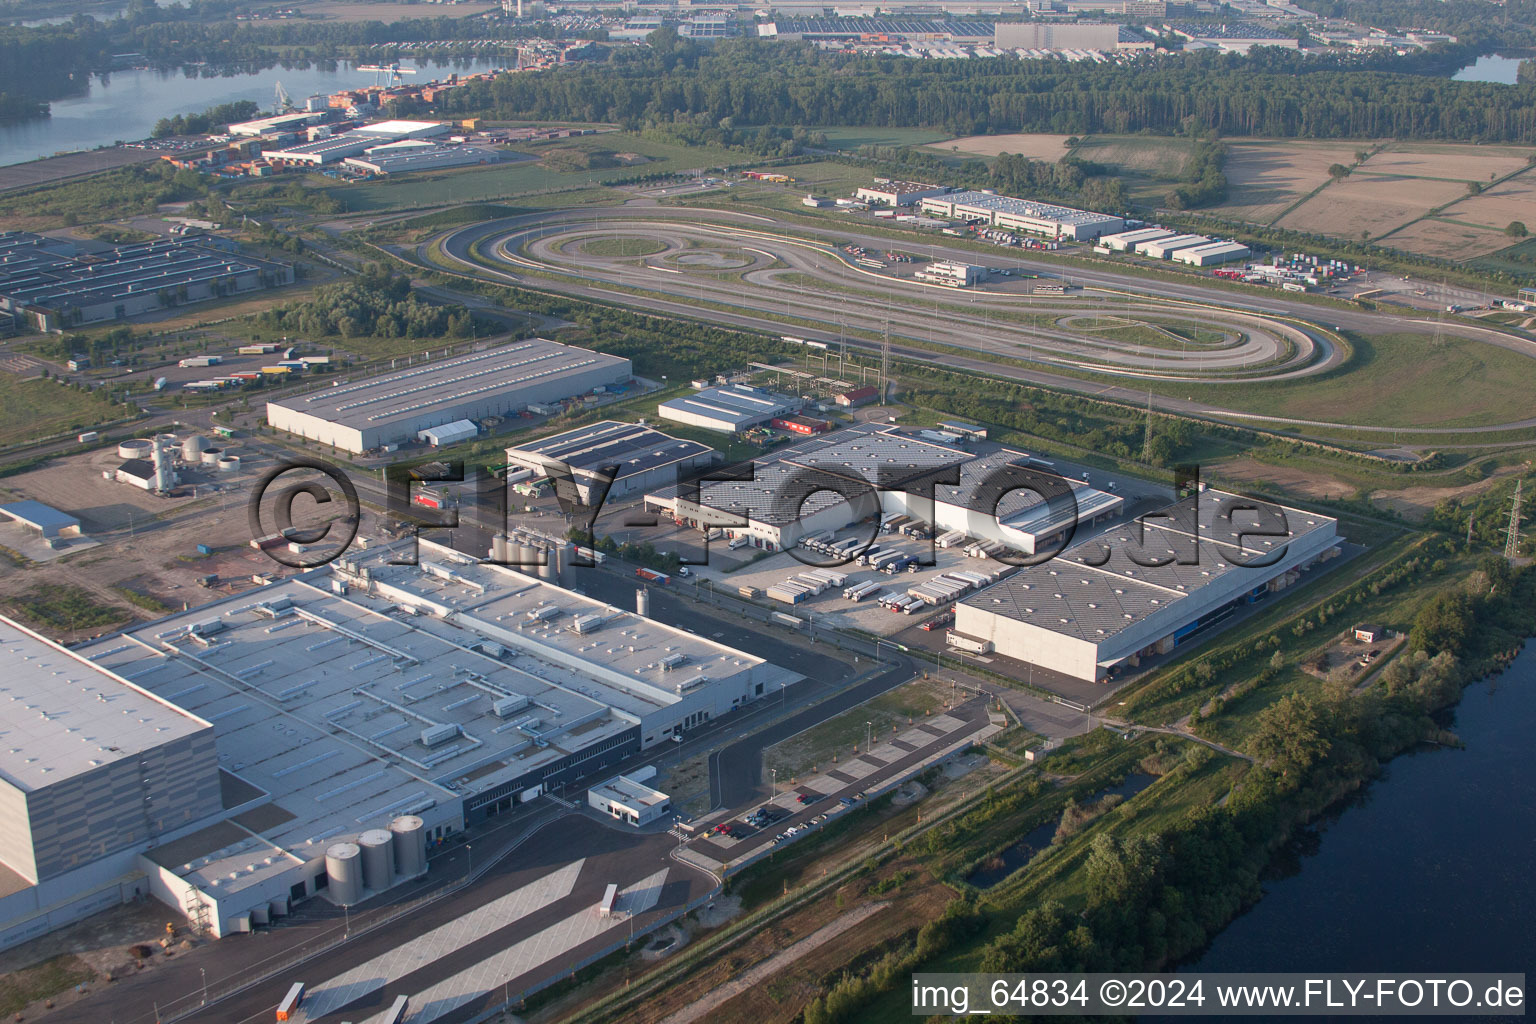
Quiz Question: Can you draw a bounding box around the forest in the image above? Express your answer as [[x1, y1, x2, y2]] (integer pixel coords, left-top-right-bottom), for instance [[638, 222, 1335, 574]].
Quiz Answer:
[[424, 38, 1536, 143], [150, 99, 258, 138], [257, 266, 474, 340]]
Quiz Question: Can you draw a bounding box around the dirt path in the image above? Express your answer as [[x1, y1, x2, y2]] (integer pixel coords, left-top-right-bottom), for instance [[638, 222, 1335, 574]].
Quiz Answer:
[[654, 902, 890, 1024]]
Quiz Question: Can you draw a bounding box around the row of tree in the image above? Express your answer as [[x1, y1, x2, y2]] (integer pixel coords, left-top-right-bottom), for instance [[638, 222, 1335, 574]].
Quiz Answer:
[[422, 39, 1536, 143]]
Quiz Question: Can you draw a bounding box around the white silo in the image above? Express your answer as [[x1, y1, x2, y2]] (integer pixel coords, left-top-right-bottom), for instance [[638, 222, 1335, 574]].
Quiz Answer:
[[358, 829, 396, 891], [390, 815, 427, 877], [636, 589, 650, 617], [182, 435, 213, 462], [325, 842, 364, 905]]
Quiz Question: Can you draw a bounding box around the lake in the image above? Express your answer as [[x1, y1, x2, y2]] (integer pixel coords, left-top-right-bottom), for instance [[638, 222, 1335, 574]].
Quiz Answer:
[[0, 58, 508, 168], [1452, 54, 1525, 84], [1180, 641, 1535, 978]]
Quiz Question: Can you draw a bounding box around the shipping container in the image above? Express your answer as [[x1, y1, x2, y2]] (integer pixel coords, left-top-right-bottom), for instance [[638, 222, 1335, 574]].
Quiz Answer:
[[276, 982, 305, 1021]]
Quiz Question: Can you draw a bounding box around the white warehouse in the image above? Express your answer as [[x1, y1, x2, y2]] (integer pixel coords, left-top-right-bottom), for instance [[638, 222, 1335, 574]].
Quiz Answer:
[[266, 338, 632, 454], [953, 489, 1339, 682]]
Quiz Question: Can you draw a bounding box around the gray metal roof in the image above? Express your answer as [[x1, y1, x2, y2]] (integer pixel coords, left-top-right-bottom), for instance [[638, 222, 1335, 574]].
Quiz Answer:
[[269, 339, 630, 430], [657, 385, 800, 428], [961, 490, 1337, 641], [508, 420, 712, 480], [0, 616, 211, 793], [0, 500, 79, 532]]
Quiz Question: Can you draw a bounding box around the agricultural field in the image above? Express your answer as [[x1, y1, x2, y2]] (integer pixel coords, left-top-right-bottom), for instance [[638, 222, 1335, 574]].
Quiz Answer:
[[1211, 138, 1367, 225], [1276, 169, 1467, 240], [1360, 142, 1533, 183], [927, 132, 1074, 161], [1418, 167, 1536, 234], [0, 373, 124, 448], [1378, 217, 1513, 260]]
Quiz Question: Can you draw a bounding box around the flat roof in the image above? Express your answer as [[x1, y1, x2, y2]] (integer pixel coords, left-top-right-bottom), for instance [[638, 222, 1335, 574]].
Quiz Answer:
[[658, 385, 800, 428], [352, 119, 447, 136], [0, 615, 212, 793], [935, 449, 1123, 536], [0, 500, 79, 532], [927, 190, 1119, 228], [269, 339, 629, 431], [961, 490, 1337, 642], [508, 420, 713, 481], [590, 772, 669, 808]]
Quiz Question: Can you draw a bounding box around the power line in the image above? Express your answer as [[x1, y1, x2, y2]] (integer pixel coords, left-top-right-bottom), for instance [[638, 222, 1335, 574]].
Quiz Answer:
[[1506, 480, 1523, 561]]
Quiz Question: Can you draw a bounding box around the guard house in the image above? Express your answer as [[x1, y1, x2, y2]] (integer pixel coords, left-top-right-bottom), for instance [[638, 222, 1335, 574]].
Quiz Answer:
[[587, 770, 671, 827]]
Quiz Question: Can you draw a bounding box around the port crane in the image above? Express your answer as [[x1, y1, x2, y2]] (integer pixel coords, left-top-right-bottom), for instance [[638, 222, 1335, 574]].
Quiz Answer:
[[356, 63, 418, 86]]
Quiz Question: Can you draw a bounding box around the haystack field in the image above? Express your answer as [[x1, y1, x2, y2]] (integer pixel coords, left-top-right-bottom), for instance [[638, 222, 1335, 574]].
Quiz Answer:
[[931, 133, 1075, 160]]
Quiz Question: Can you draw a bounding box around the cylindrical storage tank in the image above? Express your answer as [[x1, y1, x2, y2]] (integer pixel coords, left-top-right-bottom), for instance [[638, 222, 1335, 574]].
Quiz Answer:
[[217, 456, 240, 473], [325, 841, 363, 905], [636, 589, 650, 617], [491, 533, 512, 564], [390, 816, 427, 877], [358, 829, 396, 891], [514, 543, 536, 575], [118, 438, 153, 460], [201, 446, 223, 466], [182, 435, 212, 462], [535, 546, 553, 580], [155, 433, 177, 446]]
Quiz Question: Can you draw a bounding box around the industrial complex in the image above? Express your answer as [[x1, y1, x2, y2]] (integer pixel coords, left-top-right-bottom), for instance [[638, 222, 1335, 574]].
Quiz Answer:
[[0, 540, 796, 948], [0, 231, 293, 330], [265, 338, 633, 453], [505, 419, 717, 504], [645, 424, 1123, 555], [953, 488, 1339, 682]]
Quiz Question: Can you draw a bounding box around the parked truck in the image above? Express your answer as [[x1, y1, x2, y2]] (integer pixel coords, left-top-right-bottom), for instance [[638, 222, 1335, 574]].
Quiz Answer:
[[636, 567, 670, 583]]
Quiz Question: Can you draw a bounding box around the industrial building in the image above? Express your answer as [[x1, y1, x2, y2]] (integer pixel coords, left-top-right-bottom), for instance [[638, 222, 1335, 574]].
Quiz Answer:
[[953, 489, 1339, 682], [266, 339, 632, 454], [993, 22, 1120, 50], [0, 615, 223, 951], [1135, 233, 1212, 258], [0, 501, 81, 540], [505, 420, 717, 505], [263, 120, 450, 167], [854, 181, 952, 207], [342, 143, 500, 176], [918, 191, 1124, 240], [1099, 227, 1177, 252], [1163, 21, 1299, 52], [0, 232, 293, 331], [0, 541, 796, 948], [656, 384, 802, 434], [1172, 241, 1252, 267], [646, 424, 1122, 555], [226, 111, 326, 137], [915, 261, 986, 287]]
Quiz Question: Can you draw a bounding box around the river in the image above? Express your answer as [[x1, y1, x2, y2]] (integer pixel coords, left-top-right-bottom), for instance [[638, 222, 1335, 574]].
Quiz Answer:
[[1179, 642, 1535, 982], [0, 57, 508, 168]]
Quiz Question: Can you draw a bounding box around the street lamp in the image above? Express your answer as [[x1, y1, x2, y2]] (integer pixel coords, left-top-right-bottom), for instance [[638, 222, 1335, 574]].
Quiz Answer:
[[865, 721, 872, 752], [199, 967, 207, 1006], [770, 768, 777, 800]]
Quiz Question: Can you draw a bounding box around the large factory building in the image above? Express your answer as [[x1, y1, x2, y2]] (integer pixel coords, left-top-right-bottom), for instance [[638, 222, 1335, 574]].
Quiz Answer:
[[0, 541, 797, 949], [953, 489, 1339, 682], [266, 338, 632, 453]]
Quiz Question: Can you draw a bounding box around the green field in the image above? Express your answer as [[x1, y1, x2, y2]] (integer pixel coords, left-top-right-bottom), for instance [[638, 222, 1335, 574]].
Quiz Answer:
[[578, 237, 666, 258], [0, 373, 124, 447], [325, 133, 748, 213], [1172, 331, 1536, 430], [812, 126, 953, 150]]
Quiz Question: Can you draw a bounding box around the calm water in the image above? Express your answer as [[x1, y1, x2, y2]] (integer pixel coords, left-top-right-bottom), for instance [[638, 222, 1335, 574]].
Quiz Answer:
[[1181, 642, 1535, 978], [0, 58, 507, 167], [1452, 54, 1525, 84]]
